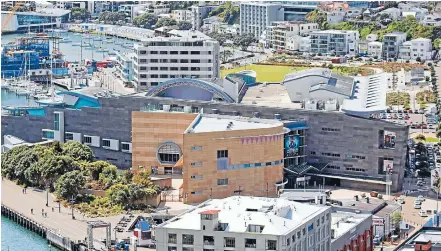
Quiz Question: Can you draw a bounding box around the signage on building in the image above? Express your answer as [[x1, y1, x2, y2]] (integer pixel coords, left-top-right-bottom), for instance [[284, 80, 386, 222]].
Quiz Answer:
[[373, 218, 384, 226]]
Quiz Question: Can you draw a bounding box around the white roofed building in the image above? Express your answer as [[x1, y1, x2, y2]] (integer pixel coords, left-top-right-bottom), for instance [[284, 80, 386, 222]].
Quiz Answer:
[[155, 196, 332, 251]]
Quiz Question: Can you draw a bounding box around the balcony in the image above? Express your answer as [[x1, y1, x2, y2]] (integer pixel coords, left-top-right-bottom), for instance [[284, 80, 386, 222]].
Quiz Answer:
[[203, 236, 215, 247]]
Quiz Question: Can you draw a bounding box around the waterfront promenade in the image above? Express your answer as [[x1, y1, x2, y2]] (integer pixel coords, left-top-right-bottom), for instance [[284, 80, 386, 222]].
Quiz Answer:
[[1, 179, 131, 250]]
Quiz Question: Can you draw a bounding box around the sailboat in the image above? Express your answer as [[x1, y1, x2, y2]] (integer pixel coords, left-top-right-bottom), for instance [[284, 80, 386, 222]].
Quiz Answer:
[[35, 55, 64, 106]]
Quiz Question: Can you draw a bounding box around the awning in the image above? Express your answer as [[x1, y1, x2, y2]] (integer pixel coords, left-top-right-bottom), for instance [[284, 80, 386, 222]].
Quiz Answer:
[[174, 156, 184, 168], [284, 162, 329, 175]]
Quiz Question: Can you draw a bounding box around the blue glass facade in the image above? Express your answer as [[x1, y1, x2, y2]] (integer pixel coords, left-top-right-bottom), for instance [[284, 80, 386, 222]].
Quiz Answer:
[[17, 15, 55, 26]]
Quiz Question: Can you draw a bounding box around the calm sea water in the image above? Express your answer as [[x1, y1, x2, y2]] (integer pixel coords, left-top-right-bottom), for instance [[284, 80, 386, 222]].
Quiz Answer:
[[2, 32, 136, 107], [1, 216, 58, 251]]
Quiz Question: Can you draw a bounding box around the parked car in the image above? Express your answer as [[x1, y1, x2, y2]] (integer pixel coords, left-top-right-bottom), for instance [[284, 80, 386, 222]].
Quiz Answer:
[[418, 195, 425, 201], [419, 210, 428, 217], [387, 114, 392, 119]]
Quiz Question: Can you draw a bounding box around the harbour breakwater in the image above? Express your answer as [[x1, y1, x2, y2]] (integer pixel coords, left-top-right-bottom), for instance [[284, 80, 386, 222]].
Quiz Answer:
[[1, 205, 86, 251]]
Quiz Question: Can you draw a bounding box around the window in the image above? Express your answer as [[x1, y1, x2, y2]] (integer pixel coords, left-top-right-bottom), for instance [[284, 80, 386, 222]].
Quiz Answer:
[[181, 59, 189, 63], [217, 178, 228, 186], [245, 239, 256, 248], [191, 162, 202, 166], [160, 75, 168, 78], [203, 236, 214, 245], [157, 142, 181, 164], [150, 51, 158, 54], [170, 67, 178, 71], [140, 66, 147, 70], [54, 113, 60, 131], [180, 51, 189, 54], [182, 234, 194, 245], [191, 59, 200, 63], [321, 128, 340, 132], [183, 248, 194, 251], [150, 67, 158, 70], [224, 237, 235, 248], [171, 59, 178, 63], [42, 130, 54, 139], [287, 237, 291, 246], [321, 153, 340, 157], [191, 175, 203, 179], [140, 50, 146, 54], [150, 59, 158, 63], [191, 146, 202, 151], [83, 136, 92, 144], [170, 51, 178, 55], [267, 240, 277, 250], [160, 51, 167, 54], [346, 167, 366, 172], [160, 67, 168, 71], [191, 51, 200, 55], [308, 236, 313, 247], [327, 165, 340, 169], [121, 143, 131, 152], [168, 234, 177, 244], [168, 247, 177, 251], [65, 133, 74, 141], [160, 59, 168, 63], [217, 150, 228, 158], [102, 139, 111, 148], [140, 59, 147, 63], [191, 191, 202, 195]]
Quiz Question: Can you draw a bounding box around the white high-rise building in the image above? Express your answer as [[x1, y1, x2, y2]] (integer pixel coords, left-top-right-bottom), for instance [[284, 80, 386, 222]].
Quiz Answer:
[[155, 196, 332, 251], [133, 36, 220, 91], [399, 38, 432, 61], [240, 2, 284, 38]]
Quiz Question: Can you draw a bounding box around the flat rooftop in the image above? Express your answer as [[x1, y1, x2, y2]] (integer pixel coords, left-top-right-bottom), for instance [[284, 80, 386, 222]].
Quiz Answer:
[[331, 212, 371, 241], [241, 83, 302, 109], [160, 196, 329, 235], [190, 114, 283, 133]]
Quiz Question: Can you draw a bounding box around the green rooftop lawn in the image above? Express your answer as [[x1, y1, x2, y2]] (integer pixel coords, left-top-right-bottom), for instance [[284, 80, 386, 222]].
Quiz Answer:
[[221, 65, 308, 83]]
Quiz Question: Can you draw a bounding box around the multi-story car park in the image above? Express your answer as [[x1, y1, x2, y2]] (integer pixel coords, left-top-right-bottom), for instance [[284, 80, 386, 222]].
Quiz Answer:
[[155, 196, 333, 251], [133, 36, 220, 92]]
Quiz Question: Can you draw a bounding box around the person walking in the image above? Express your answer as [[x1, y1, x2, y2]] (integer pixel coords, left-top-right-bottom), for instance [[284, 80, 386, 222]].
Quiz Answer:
[[52, 207, 54, 213], [41, 209, 44, 216], [31, 209, 33, 214]]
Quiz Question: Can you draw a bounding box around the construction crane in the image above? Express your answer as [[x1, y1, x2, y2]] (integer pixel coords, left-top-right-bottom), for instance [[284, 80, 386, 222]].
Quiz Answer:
[[1, 1, 24, 33]]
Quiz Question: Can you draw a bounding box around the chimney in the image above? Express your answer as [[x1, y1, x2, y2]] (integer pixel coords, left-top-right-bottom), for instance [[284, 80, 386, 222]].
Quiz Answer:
[[366, 197, 370, 203], [355, 195, 359, 201]]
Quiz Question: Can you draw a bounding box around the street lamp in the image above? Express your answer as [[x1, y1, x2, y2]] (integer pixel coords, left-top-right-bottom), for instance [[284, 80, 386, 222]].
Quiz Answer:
[[70, 195, 76, 220], [46, 184, 49, 207]]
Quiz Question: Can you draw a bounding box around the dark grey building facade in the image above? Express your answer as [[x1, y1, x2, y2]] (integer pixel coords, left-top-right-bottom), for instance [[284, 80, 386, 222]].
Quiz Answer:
[[2, 95, 408, 192]]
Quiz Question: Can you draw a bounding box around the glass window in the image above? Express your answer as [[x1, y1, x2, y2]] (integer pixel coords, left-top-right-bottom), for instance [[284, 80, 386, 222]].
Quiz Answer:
[[267, 240, 277, 250], [65, 133, 73, 141], [217, 178, 228, 185], [168, 233, 177, 244], [102, 139, 111, 148], [224, 237, 235, 248], [121, 143, 130, 151], [217, 150, 228, 158], [83, 136, 92, 144], [245, 239, 256, 248], [54, 113, 60, 131], [182, 234, 194, 245]]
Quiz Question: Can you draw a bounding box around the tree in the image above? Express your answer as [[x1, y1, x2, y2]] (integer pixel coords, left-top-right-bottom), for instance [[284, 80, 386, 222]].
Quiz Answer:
[[233, 33, 256, 51], [391, 211, 402, 233], [155, 17, 177, 28], [87, 161, 110, 180], [2, 146, 38, 184], [178, 21, 192, 30], [208, 32, 232, 46], [62, 141, 94, 162], [306, 9, 327, 29], [71, 7, 89, 21], [132, 13, 158, 28], [220, 50, 233, 63], [132, 168, 154, 187], [415, 134, 426, 142], [55, 170, 86, 200], [98, 164, 119, 189], [107, 184, 130, 205]]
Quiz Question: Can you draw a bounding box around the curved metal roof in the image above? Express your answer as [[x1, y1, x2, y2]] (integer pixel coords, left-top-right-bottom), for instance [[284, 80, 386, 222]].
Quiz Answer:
[[145, 78, 235, 103]]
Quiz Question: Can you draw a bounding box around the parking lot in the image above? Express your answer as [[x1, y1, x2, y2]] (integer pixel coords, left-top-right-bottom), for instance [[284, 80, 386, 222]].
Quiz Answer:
[[374, 111, 437, 134]]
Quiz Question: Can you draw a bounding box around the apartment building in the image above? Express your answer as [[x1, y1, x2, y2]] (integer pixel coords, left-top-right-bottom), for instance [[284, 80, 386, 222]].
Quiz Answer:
[[410, 38, 432, 60], [172, 9, 192, 22], [266, 21, 318, 50], [133, 37, 220, 91], [240, 2, 284, 38], [190, 5, 219, 31], [145, 3, 170, 15], [368, 41, 383, 58], [286, 36, 311, 52], [310, 30, 359, 56], [155, 196, 332, 251], [382, 32, 407, 59]]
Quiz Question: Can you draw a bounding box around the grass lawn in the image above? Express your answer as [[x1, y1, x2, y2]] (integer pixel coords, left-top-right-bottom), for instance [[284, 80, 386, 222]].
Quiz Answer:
[[221, 65, 308, 83], [413, 136, 440, 143]]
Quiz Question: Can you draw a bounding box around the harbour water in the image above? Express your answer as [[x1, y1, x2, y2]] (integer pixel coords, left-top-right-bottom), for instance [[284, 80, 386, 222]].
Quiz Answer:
[[1, 216, 58, 251], [2, 31, 136, 107]]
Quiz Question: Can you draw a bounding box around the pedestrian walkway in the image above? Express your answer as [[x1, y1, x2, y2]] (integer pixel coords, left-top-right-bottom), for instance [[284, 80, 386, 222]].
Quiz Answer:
[[2, 179, 112, 250]]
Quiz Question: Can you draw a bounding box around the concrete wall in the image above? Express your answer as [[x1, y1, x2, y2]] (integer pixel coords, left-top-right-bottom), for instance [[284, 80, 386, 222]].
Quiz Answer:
[[331, 215, 373, 251]]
